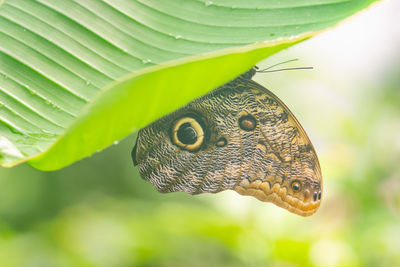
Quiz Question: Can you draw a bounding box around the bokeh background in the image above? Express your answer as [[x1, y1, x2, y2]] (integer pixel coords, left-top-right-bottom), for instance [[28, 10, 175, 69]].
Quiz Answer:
[[0, 0, 399, 266]]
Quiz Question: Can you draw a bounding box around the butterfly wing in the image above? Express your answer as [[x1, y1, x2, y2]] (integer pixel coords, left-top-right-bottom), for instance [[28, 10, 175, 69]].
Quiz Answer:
[[133, 71, 322, 216], [232, 77, 323, 216]]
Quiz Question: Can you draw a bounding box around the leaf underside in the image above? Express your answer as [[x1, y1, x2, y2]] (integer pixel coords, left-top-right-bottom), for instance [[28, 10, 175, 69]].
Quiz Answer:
[[0, 0, 378, 170]]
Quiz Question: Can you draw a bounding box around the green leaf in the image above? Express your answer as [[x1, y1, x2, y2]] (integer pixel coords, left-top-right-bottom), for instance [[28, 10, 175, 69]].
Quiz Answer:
[[0, 0, 379, 170]]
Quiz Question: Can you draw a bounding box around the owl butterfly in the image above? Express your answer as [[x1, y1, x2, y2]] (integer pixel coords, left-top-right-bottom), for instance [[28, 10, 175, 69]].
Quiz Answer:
[[132, 67, 322, 216]]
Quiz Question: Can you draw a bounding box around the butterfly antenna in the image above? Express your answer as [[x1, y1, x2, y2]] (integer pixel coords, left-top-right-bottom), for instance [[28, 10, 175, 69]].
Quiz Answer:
[[257, 58, 313, 73]]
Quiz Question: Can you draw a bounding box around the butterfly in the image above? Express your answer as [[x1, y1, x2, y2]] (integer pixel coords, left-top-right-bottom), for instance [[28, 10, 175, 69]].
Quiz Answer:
[[132, 67, 322, 216]]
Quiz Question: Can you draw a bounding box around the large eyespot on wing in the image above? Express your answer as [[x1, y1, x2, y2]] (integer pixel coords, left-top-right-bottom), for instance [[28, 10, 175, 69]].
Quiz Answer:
[[233, 79, 323, 217], [171, 116, 205, 151], [132, 108, 224, 194]]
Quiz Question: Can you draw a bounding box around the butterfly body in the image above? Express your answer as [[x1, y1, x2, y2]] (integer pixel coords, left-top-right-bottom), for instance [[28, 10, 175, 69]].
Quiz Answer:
[[132, 68, 322, 216]]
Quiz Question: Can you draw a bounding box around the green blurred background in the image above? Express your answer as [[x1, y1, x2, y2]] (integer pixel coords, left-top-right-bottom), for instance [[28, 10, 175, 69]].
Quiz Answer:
[[0, 1, 399, 266]]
